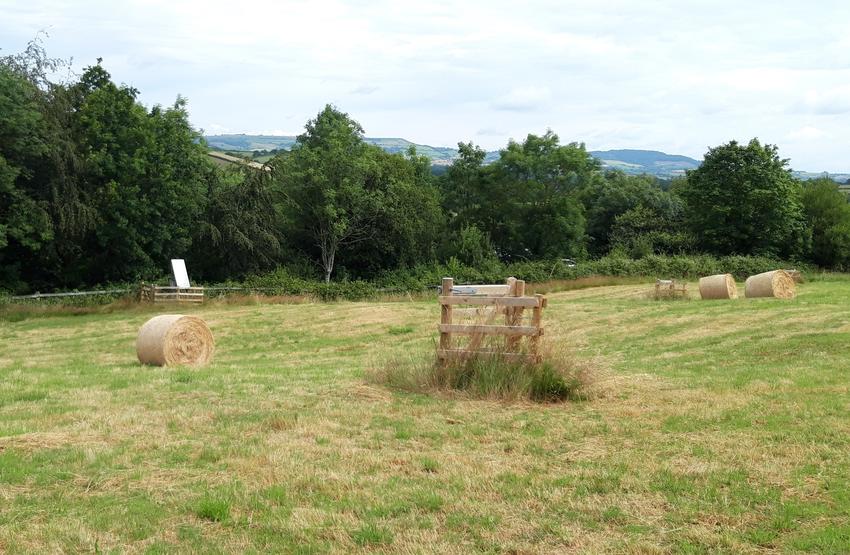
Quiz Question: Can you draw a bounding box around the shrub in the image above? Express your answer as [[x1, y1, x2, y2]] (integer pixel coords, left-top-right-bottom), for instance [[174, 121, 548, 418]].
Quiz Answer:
[[307, 280, 375, 302], [242, 267, 309, 295]]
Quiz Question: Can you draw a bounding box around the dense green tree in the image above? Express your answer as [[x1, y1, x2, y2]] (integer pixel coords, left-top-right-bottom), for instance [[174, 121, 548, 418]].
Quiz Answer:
[[440, 142, 487, 225], [678, 139, 809, 258], [189, 167, 281, 281], [0, 40, 76, 291], [492, 132, 593, 259], [276, 105, 442, 282], [0, 66, 54, 288], [801, 177, 850, 268], [609, 204, 694, 257], [342, 147, 443, 277], [441, 132, 592, 260], [450, 224, 498, 268], [0, 44, 215, 291], [275, 105, 380, 282], [580, 171, 683, 256], [64, 64, 209, 283]]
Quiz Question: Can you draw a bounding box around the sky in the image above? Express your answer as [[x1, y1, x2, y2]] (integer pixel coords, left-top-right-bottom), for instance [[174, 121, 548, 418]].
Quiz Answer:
[[2, 0, 849, 171]]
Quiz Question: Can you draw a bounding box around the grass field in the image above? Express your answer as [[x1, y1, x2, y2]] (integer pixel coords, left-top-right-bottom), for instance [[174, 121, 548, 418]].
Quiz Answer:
[[1, 278, 850, 553]]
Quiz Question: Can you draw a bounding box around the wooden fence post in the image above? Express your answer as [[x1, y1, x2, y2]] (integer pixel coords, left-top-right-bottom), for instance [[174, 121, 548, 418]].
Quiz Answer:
[[504, 277, 517, 326], [506, 279, 525, 352], [440, 277, 454, 353], [530, 293, 544, 361]]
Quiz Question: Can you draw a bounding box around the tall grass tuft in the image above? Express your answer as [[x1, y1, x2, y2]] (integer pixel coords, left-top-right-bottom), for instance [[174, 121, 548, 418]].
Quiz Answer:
[[369, 346, 595, 403]]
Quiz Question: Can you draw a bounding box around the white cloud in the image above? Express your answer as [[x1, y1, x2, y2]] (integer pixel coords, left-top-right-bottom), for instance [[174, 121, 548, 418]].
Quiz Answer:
[[476, 128, 505, 137], [2, 0, 850, 170], [492, 86, 552, 112], [786, 126, 827, 141], [351, 85, 380, 95], [204, 123, 230, 134], [244, 129, 300, 136], [796, 87, 850, 115]]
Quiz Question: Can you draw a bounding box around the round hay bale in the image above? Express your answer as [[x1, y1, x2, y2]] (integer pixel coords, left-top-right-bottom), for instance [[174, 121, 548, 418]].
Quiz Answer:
[[136, 314, 214, 366], [699, 274, 737, 300], [744, 270, 796, 299]]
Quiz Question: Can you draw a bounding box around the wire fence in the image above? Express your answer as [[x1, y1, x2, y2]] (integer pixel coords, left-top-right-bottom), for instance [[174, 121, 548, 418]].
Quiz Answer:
[[6, 284, 431, 302], [9, 289, 132, 300]]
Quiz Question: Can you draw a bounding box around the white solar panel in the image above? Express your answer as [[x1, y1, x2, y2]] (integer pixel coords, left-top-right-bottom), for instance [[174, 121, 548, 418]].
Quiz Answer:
[[171, 259, 191, 288]]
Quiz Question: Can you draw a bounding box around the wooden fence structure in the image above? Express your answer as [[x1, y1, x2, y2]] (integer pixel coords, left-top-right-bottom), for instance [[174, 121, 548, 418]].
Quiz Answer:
[[438, 277, 546, 363], [139, 284, 205, 304], [653, 279, 688, 299]]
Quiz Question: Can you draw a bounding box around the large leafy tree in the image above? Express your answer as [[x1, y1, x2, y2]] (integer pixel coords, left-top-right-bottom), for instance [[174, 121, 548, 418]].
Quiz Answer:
[[801, 177, 850, 268], [190, 167, 282, 281], [66, 63, 209, 284], [1, 48, 214, 290], [440, 141, 487, 228], [679, 139, 809, 258], [441, 131, 592, 260], [0, 40, 82, 291], [276, 105, 442, 282], [342, 147, 443, 277], [0, 65, 54, 289], [275, 106, 379, 282], [581, 171, 684, 256]]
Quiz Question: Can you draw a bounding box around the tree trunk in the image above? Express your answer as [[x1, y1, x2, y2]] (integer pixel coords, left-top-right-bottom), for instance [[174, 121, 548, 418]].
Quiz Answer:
[[322, 244, 336, 283]]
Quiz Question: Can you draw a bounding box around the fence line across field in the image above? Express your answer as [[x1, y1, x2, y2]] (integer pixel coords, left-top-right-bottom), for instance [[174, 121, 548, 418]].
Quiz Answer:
[[9, 289, 131, 300], [6, 284, 433, 302]]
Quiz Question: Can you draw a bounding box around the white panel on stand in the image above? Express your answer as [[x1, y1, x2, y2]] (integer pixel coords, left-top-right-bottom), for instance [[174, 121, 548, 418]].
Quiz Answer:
[[171, 259, 191, 288]]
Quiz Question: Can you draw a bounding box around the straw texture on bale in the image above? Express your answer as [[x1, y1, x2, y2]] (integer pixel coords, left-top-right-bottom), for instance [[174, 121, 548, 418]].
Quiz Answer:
[[136, 314, 214, 366], [744, 270, 796, 299], [698, 274, 738, 300], [785, 269, 803, 283]]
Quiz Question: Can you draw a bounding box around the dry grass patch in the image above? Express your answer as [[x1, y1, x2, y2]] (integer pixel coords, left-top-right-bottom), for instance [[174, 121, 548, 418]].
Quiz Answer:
[[369, 344, 598, 403]]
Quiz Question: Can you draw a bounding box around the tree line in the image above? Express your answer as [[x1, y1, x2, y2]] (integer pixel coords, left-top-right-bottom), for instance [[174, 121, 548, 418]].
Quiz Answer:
[[2, 44, 850, 293]]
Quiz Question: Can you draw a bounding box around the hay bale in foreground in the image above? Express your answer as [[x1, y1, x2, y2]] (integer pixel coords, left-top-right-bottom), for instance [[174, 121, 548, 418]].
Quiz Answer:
[[744, 270, 796, 299], [136, 314, 214, 366], [699, 274, 738, 300]]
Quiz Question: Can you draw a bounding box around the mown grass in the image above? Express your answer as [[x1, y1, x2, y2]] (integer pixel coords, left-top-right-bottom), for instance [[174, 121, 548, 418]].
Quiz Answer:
[[1, 278, 850, 552]]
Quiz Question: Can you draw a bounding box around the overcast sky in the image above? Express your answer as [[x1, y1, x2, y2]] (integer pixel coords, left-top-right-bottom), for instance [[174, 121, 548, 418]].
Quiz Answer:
[[2, 0, 849, 171]]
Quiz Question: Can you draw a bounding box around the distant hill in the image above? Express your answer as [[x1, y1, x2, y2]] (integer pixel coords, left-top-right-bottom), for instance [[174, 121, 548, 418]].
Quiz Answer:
[[203, 135, 847, 180], [204, 134, 465, 164], [204, 134, 492, 166], [205, 134, 298, 152], [588, 149, 699, 176], [792, 170, 850, 183]]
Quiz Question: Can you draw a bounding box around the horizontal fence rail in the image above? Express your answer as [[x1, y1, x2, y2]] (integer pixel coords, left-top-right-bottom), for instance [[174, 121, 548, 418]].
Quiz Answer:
[[140, 285, 205, 304]]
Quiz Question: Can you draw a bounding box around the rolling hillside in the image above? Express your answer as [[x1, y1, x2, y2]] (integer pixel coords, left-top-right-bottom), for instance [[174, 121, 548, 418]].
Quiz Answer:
[[204, 134, 481, 165], [588, 149, 699, 176], [204, 134, 848, 180]]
